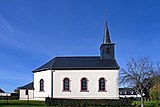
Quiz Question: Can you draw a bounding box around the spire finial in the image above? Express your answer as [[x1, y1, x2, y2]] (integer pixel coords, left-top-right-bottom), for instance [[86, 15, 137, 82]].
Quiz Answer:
[[103, 12, 111, 44]]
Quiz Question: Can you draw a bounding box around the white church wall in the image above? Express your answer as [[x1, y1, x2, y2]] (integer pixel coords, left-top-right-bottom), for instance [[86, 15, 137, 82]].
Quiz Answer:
[[53, 70, 119, 99], [19, 89, 34, 100], [33, 70, 51, 101]]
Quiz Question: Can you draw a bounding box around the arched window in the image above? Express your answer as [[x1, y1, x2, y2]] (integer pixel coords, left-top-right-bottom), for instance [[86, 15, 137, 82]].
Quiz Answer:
[[40, 79, 44, 92], [63, 78, 70, 91], [81, 78, 88, 91], [107, 48, 110, 54], [99, 78, 106, 91]]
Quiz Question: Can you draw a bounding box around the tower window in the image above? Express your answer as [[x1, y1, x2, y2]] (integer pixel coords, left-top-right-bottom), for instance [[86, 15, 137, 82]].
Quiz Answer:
[[63, 78, 70, 91], [107, 48, 110, 54]]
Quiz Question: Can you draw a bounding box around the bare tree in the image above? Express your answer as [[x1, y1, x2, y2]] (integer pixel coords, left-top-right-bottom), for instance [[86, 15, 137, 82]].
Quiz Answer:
[[156, 61, 160, 75], [120, 57, 158, 107]]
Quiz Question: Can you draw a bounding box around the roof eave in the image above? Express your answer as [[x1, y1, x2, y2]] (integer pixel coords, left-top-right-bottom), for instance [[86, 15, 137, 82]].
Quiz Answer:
[[32, 67, 120, 73]]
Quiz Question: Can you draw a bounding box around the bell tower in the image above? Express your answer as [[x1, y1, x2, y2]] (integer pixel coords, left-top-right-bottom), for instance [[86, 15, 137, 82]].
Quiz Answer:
[[100, 19, 115, 60]]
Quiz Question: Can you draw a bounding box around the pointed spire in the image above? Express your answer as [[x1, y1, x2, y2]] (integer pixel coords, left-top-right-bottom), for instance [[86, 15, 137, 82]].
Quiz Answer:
[[103, 13, 111, 44], [100, 12, 115, 60]]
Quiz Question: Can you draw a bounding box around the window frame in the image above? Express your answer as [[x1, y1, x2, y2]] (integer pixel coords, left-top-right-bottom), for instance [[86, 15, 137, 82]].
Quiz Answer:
[[62, 77, 71, 92], [39, 79, 44, 92], [98, 78, 107, 92], [25, 90, 28, 95], [80, 77, 89, 92]]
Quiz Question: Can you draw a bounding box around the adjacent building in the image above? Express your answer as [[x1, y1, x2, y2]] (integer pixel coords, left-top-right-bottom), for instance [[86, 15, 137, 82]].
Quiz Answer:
[[18, 82, 34, 100], [119, 88, 141, 99]]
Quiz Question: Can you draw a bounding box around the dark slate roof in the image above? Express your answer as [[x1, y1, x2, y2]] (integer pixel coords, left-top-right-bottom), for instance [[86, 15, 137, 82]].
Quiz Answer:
[[33, 56, 119, 72], [119, 88, 137, 95], [18, 82, 34, 90], [0, 88, 5, 93]]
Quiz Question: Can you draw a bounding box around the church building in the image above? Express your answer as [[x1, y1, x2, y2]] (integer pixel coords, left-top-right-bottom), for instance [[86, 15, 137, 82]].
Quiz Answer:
[[19, 20, 120, 101]]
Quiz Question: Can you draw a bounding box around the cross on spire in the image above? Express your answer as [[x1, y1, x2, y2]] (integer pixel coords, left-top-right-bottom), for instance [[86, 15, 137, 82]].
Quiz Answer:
[[105, 11, 108, 23]]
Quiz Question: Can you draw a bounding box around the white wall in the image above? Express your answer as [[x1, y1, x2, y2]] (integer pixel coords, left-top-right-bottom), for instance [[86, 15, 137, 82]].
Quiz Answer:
[[53, 70, 119, 99], [119, 94, 141, 98], [19, 89, 34, 100], [0, 93, 11, 96], [33, 70, 51, 101]]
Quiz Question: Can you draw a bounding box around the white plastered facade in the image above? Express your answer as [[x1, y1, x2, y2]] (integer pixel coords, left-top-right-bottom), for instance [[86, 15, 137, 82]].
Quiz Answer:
[[33, 69, 119, 101], [33, 70, 52, 100]]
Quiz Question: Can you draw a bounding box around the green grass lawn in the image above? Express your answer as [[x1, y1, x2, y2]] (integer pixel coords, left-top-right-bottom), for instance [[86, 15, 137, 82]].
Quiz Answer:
[[0, 100, 160, 107], [0, 100, 46, 107], [133, 100, 160, 107]]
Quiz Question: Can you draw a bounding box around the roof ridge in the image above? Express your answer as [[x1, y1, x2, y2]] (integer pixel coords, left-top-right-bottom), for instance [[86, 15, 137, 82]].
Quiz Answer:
[[49, 58, 56, 70], [55, 56, 100, 58]]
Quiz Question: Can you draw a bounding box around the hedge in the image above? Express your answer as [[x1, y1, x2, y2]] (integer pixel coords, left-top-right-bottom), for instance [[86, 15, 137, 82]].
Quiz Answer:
[[45, 97, 133, 107]]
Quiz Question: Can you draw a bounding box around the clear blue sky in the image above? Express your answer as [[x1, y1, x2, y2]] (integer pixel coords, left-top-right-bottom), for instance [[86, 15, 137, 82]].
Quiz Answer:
[[0, 0, 160, 92]]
